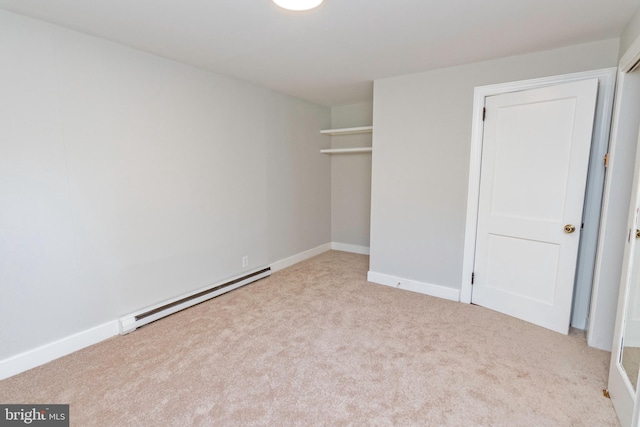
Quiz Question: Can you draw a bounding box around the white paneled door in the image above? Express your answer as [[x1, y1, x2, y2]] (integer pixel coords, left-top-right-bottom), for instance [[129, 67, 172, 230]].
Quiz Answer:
[[472, 79, 599, 334]]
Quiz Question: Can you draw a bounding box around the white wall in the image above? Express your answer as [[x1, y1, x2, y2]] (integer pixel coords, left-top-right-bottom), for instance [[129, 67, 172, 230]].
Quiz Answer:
[[266, 92, 331, 261], [330, 103, 373, 250], [0, 10, 330, 362], [369, 39, 620, 292]]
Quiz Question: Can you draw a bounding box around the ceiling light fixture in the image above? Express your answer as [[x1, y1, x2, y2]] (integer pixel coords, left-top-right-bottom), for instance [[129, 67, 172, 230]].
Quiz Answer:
[[272, 0, 324, 11]]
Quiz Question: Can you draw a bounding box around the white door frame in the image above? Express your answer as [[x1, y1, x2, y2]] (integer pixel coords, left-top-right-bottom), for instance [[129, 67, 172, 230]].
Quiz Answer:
[[607, 32, 640, 427], [461, 69, 617, 321], [608, 116, 640, 427]]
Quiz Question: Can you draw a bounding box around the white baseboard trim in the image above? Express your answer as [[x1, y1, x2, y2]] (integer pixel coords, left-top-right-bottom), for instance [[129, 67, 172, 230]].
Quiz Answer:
[[270, 243, 332, 272], [119, 267, 271, 335], [367, 271, 460, 302], [0, 321, 119, 380], [0, 244, 367, 380], [331, 242, 370, 255]]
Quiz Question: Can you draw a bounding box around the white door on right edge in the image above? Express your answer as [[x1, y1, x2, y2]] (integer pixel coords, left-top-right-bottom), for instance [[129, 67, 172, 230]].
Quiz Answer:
[[472, 79, 599, 334]]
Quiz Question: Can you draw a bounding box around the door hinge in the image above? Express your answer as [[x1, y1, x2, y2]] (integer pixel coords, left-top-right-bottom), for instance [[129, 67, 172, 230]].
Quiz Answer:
[[604, 153, 609, 168], [471, 272, 475, 285], [482, 108, 486, 121]]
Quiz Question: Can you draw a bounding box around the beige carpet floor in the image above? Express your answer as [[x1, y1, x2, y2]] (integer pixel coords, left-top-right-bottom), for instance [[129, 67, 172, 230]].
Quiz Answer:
[[0, 251, 619, 426]]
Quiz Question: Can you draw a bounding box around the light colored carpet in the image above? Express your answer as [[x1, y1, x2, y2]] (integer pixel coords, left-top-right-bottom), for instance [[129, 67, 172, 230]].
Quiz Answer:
[[0, 251, 619, 426]]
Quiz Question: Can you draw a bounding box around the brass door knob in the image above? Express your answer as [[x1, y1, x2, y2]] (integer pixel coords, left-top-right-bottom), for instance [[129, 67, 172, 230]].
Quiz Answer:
[[636, 229, 640, 239], [564, 224, 576, 234]]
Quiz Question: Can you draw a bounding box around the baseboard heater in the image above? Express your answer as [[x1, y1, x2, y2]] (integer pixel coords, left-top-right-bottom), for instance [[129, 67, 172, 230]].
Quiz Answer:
[[118, 267, 271, 334]]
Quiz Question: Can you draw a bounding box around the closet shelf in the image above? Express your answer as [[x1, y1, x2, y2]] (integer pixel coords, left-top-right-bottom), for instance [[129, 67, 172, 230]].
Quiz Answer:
[[320, 147, 373, 154], [320, 126, 373, 136]]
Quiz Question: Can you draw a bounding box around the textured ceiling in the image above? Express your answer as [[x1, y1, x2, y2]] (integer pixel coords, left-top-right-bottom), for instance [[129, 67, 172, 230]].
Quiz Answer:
[[0, 0, 638, 106]]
